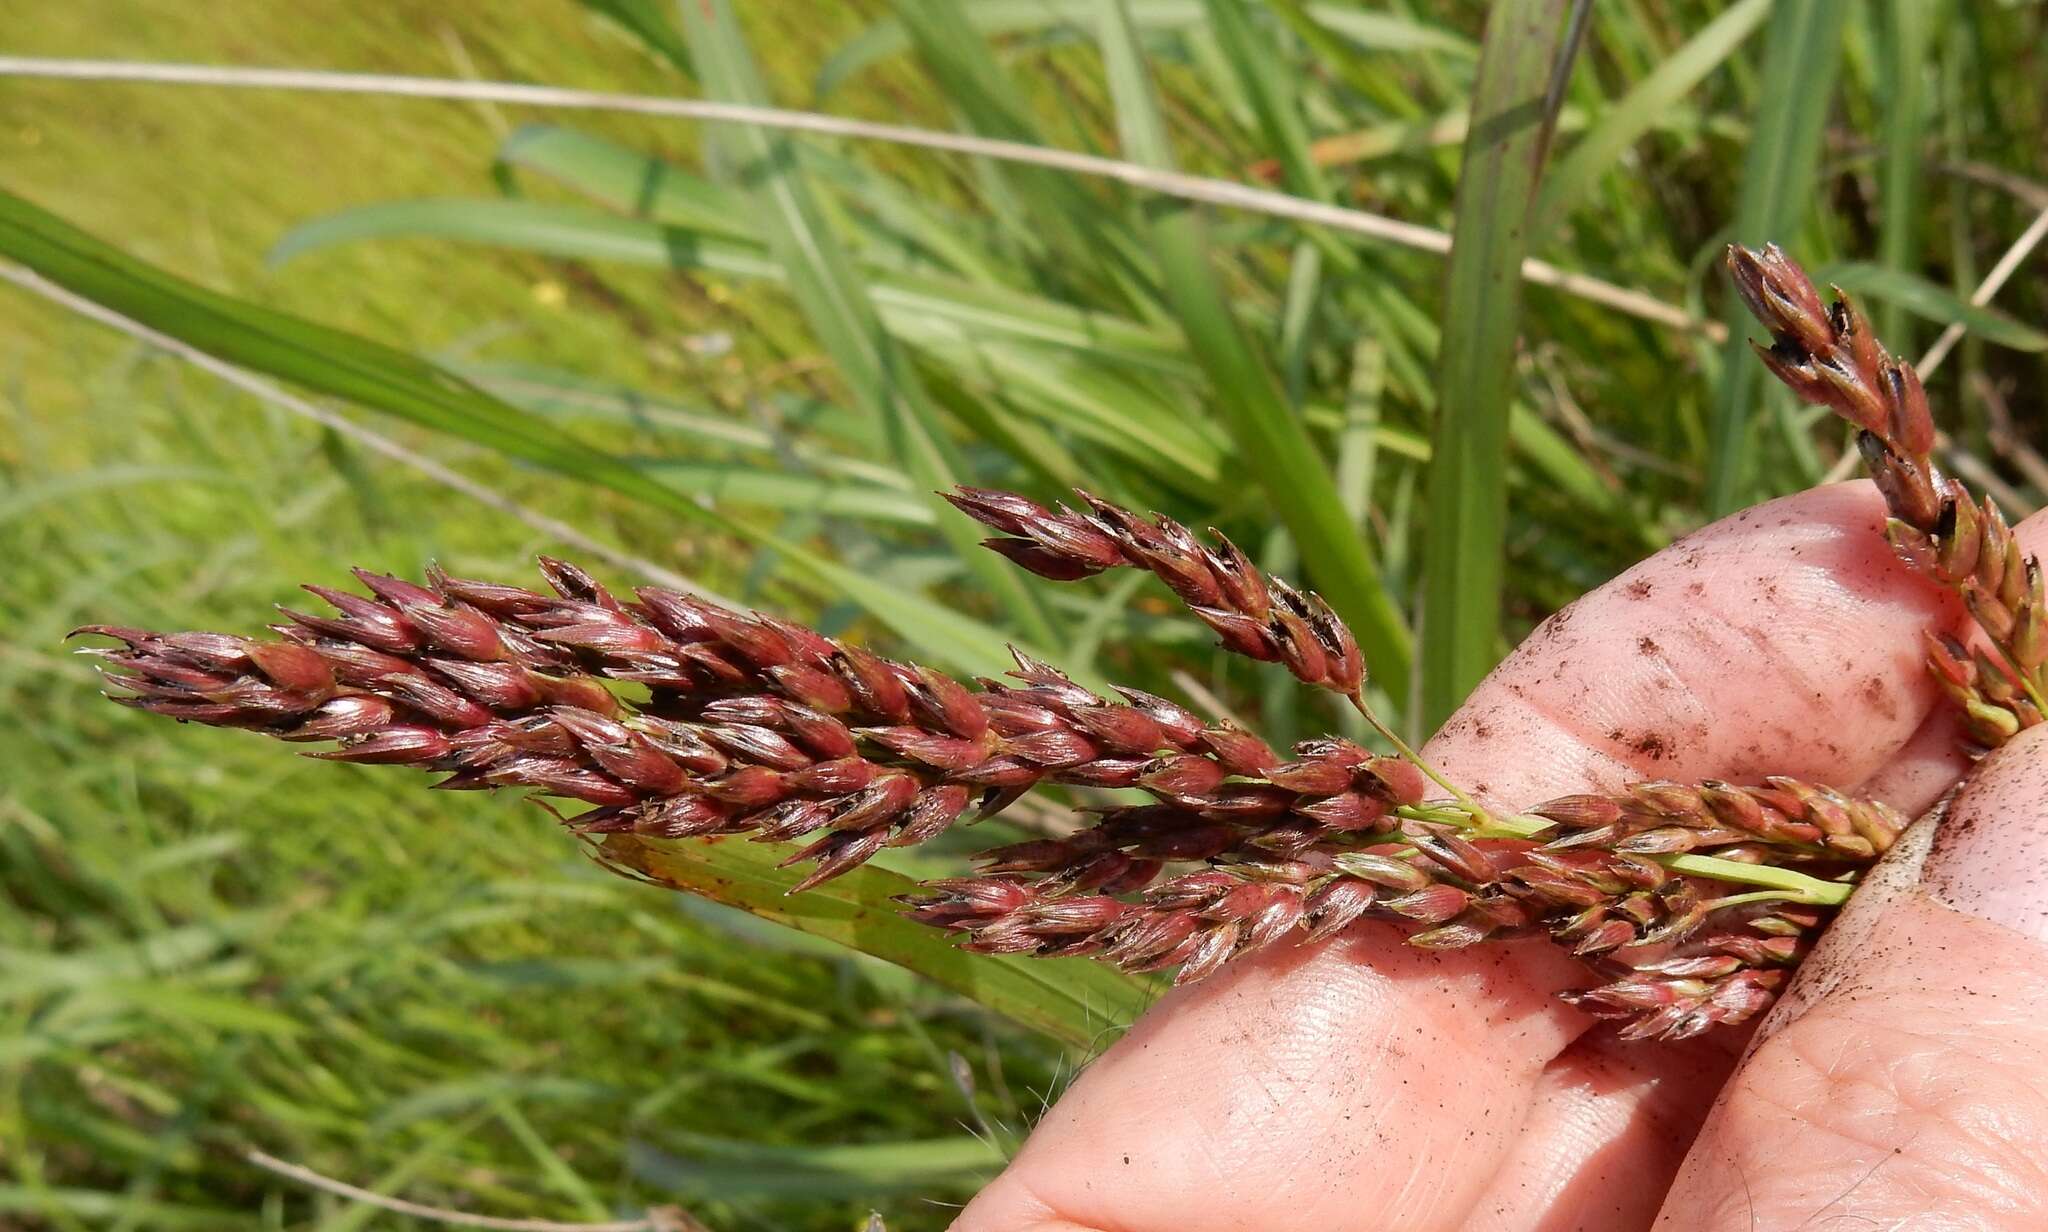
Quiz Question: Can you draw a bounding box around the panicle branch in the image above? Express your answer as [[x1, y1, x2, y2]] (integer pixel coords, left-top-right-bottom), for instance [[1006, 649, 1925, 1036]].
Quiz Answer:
[[945, 486, 1365, 696], [906, 810, 1846, 1040], [77, 561, 1427, 895], [1727, 244, 2046, 742]]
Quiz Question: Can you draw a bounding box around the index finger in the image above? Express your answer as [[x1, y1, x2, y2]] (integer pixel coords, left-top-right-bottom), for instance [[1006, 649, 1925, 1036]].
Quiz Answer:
[[1429, 481, 1966, 809]]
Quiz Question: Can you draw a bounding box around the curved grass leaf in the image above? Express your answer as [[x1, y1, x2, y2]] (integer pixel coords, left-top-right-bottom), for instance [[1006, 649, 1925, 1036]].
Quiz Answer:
[[1419, 0, 1587, 730], [0, 1188, 254, 1231], [270, 197, 783, 275], [0, 185, 1034, 679], [275, 197, 1181, 368], [1823, 262, 2048, 353], [598, 834, 1154, 1052], [499, 123, 751, 239], [625, 462, 937, 526], [628, 1132, 1003, 1200], [454, 361, 916, 491], [1096, 0, 1413, 701]]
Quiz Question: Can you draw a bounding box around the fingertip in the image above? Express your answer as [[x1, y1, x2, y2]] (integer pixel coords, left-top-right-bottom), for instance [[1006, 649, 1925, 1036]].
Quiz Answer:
[[1923, 723, 2048, 944], [1429, 480, 1960, 805]]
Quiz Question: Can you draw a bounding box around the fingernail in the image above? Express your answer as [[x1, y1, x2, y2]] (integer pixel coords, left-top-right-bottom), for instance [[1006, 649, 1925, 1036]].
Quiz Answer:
[[1921, 724, 2048, 944]]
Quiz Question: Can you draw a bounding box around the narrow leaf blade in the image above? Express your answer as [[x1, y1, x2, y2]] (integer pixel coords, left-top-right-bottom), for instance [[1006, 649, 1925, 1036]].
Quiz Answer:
[[1420, 0, 1585, 729], [600, 834, 1153, 1051]]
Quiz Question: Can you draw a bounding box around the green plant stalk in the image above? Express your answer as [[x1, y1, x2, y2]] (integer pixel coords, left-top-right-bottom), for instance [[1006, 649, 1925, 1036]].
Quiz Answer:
[[598, 833, 1156, 1048], [1386, 802, 1853, 905], [1702, 0, 1848, 515], [1365, 698, 1854, 906], [1419, 0, 1586, 731]]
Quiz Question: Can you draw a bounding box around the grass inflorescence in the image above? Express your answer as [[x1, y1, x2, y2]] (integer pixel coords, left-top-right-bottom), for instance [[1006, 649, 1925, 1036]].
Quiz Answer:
[[85, 456, 1921, 1042]]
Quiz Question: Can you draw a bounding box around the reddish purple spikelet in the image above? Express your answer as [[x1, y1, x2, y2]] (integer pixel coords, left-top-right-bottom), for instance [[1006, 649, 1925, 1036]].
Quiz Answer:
[[948, 486, 1369, 695]]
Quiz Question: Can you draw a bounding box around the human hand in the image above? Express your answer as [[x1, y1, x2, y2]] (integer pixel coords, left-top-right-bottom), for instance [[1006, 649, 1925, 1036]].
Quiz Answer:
[[954, 482, 2048, 1231]]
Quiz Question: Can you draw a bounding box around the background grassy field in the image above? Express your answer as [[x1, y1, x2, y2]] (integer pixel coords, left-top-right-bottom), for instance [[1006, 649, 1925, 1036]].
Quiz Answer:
[[3, 1, 2044, 1229]]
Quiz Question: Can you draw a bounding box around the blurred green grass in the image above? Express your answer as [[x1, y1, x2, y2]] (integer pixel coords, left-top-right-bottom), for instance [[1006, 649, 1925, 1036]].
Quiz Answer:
[[2, 0, 2044, 1228], [2, 3, 1060, 1230]]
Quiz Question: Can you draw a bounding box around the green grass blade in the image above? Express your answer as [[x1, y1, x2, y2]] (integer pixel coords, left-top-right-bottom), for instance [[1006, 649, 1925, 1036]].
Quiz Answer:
[[457, 361, 915, 490], [1533, 0, 1772, 240], [630, 1132, 1002, 1200], [572, 0, 695, 74], [1419, 0, 1586, 730], [1335, 340, 1386, 531], [601, 835, 1152, 1052], [1873, 0, 1946, 350], [0, 185, 1032, 678], [0, 1188, 254, 1231], [1703, 0, 1848, 515], [1824, 262, 2048, 352], [272, 197, 1188, 373], [269, 197, 780, 273], [626, 462, 939, 526], [499, 123, 751, 238], [1508, 406, 1625, 519], [1263, 0, 1474, 103], [963, 344, 1228, 494], [1200, 0, 1330, 203], [1095, 0, 1413, 701]]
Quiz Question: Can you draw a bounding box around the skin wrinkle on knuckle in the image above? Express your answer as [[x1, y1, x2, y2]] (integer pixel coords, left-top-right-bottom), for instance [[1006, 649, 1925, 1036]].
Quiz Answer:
[[993, 1173, 1114, 1232]]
